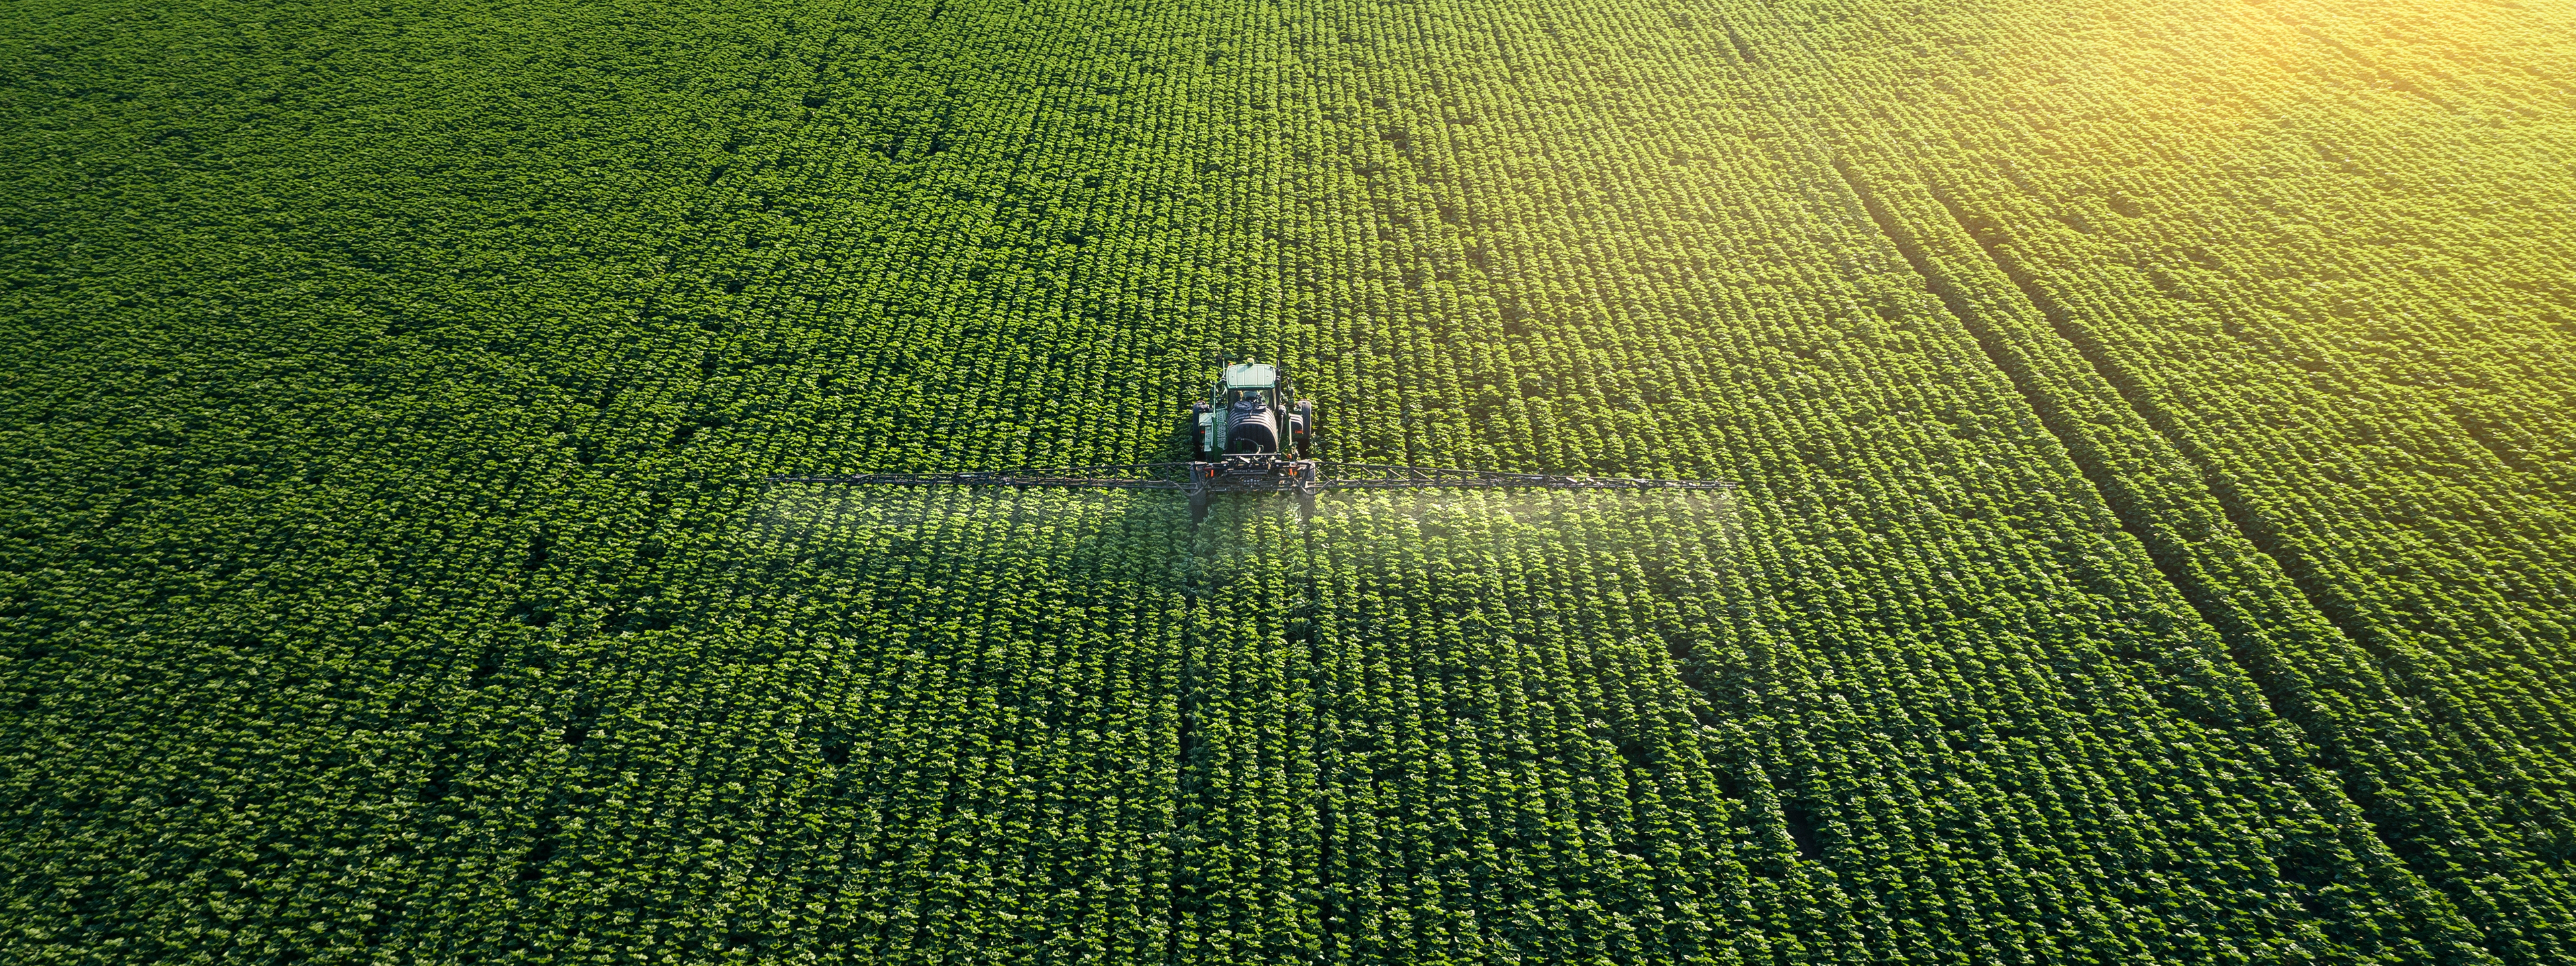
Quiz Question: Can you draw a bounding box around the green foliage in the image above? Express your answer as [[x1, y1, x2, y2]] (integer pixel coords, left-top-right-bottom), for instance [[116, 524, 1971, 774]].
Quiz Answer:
[[1, 0, 2566, 961]]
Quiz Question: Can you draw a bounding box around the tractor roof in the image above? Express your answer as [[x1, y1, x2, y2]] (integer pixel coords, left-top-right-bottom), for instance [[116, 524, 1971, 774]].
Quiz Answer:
[[1221, 362, 1277, 391]]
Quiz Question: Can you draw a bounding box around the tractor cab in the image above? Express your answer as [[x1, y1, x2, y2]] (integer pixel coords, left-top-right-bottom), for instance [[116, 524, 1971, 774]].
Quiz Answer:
[[1216, 362, 1277, 403], [1191, 360, 1312, 460]]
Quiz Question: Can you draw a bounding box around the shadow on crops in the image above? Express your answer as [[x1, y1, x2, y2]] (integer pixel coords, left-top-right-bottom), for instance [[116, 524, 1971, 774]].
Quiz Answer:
[[630, 483, 1202, 955]]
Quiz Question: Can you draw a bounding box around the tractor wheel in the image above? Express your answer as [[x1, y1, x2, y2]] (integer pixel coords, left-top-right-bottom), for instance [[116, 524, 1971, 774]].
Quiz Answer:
[[1185, 403, 1211, 460]]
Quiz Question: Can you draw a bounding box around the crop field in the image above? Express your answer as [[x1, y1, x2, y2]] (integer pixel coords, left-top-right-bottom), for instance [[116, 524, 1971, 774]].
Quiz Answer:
[[2, 0, 2571, 961]]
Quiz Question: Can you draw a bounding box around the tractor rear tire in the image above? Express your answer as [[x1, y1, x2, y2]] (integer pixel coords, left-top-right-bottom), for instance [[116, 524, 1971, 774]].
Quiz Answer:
[[1182, 405, 1209, 461]]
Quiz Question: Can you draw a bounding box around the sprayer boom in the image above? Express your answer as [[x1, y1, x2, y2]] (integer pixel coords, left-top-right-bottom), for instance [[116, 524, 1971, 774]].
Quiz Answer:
[[768, 455, 1731, 521], [765, 356, 1731, 521]]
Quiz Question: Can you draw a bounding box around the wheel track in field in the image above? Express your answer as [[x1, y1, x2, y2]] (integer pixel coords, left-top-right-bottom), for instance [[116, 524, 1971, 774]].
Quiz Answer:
[[1710, 0, 2572, 955]]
